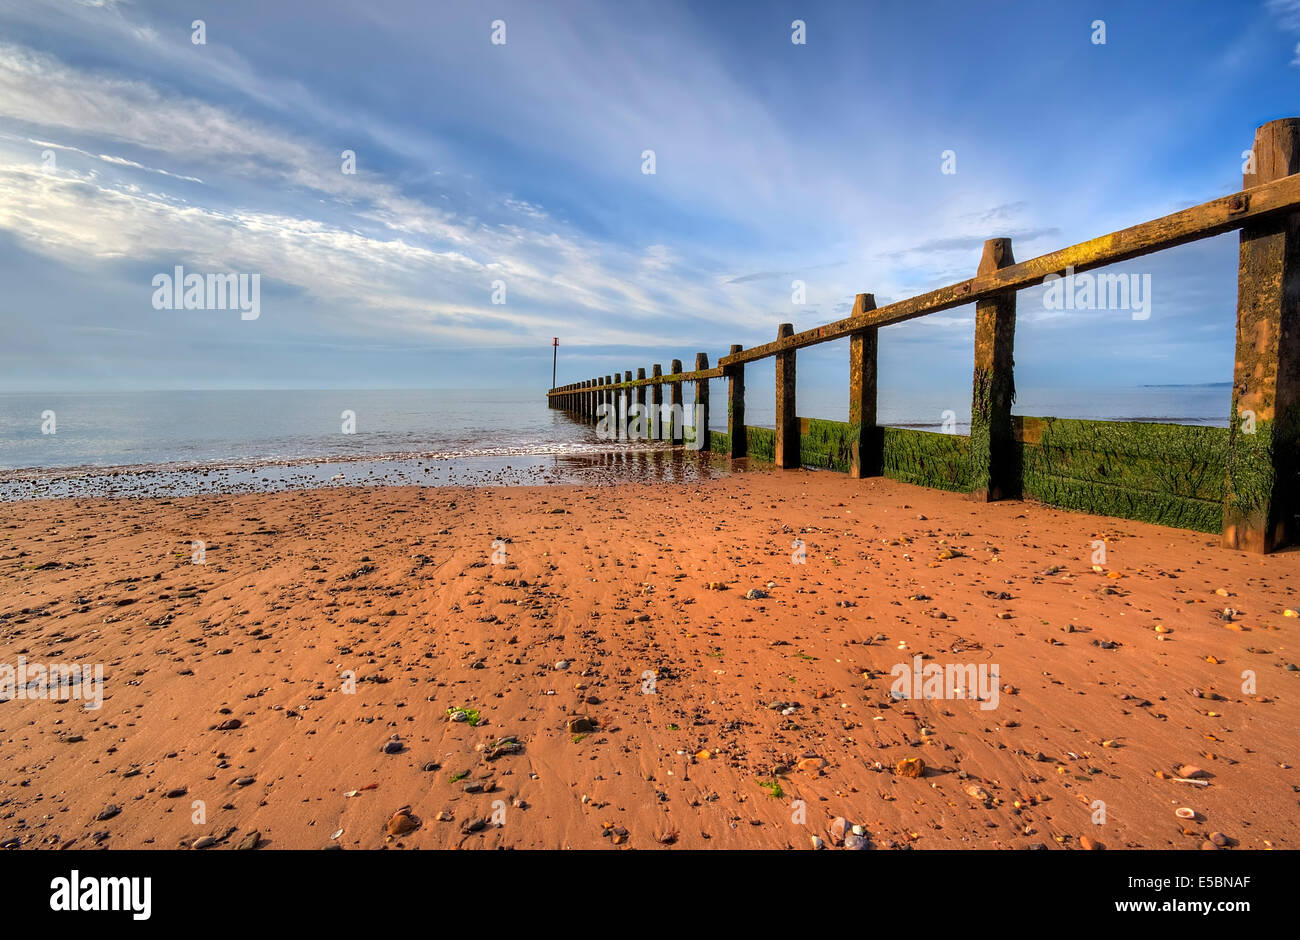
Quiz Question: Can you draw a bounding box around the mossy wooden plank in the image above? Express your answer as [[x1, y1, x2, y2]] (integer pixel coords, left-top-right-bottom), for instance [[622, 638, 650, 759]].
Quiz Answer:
[[882, 428, 972, 492], [747, 426, 776, 462], [1020, 468, 1223, 533]]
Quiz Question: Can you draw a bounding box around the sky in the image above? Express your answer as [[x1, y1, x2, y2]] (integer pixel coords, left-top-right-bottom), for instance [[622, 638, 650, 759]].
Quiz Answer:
[[1, 0, 1299, 394]]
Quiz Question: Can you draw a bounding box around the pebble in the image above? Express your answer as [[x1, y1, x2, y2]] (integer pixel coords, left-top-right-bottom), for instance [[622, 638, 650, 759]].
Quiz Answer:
[[1079, 835, 1100, 850], [567, 716, 595, 734], [555, 660, 570, 670], [192, 836, 217, 850], [810, 836, 825, 850], [1210, 831, 1231, 847], [386, 808, 419, 836], [164, 787, 187, 799], [236, 831, 261, 851], [234, 776, 255, 787], [829, 816, 850, 846], [382, 740, 404, 754], [96, 805, 121, 821], [744, 588, 768, 600], [894, 757, 925, 778], [1178, 765, 1210, 779]]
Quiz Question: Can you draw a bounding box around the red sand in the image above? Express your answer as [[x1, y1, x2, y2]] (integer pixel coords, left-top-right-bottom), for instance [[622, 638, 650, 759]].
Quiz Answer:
[[1, 471, 1296, 850]]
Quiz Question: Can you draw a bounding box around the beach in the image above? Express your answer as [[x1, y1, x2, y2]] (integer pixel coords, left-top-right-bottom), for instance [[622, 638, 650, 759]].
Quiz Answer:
[[2, 470, 1295, 850]]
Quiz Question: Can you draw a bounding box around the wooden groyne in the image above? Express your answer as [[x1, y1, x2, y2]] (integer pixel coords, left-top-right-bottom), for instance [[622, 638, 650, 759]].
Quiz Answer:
[[549, 119, 1300, 554]]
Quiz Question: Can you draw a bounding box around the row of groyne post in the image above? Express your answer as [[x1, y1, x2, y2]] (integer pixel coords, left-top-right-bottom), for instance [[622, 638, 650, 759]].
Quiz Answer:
[[549, 119, 1300, 554]]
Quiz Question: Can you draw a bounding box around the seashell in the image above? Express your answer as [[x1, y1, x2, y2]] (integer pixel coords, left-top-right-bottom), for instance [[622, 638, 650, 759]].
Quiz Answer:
[[1175, 807, 1197, 820]]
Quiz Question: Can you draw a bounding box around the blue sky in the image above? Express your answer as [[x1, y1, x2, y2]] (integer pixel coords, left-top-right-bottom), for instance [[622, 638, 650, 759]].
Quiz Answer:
[[1, 0, 1298, 394]]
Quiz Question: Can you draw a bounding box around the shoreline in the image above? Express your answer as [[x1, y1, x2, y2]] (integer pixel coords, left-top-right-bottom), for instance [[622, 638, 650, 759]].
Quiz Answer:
[[2, 472, 1295, 850], [0, 448, 729, 501]]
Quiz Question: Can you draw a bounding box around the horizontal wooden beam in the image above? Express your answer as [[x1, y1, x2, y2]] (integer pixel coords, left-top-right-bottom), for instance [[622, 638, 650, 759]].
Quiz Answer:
[[719, 172, 1300, 367]]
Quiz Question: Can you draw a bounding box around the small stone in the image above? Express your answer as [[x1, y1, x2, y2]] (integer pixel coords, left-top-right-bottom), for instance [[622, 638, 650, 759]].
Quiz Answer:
[[236, 831, 261, 851], [844, 831, 869, 850], [234, 776, 255, 787], [744, 588, 768, 600], [1210, 831, 1231, 847], [1079, 835, 1101, 851], [192, 836, 217, 850], [810, 835, 825, 850], [1178, 765, 1210, 779], [829, 816, 850, 846], [567, 716, 595, 734], [386, 809, 419, 836], [382, 740, 404, 754], [894, 757, 925, 778], [555, 660, 570, 670], [164, 787, 187, 799], [96, 805, 121, 821], [216, 719, 242, 731]]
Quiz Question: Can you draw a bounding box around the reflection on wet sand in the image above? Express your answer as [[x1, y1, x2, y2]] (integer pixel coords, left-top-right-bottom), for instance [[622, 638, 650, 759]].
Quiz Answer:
[[1, 445, 737, 501]]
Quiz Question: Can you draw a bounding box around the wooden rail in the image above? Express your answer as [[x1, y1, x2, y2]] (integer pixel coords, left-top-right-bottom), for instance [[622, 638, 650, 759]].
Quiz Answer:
[[548, 119, 1300, 554]]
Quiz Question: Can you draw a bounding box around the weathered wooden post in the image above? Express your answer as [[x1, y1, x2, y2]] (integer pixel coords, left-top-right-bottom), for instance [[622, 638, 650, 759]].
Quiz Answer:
[[725, 344, 747, 459], [694, 353, 710, 451], [604, 375, 613, 427], [650, 364, 663, 441], [775, 323, 798, 468], [970, 238, 1017, 501], [634, 368, 647, 441], [848, 294, 879, 479], [1223, 118, 1300, 553], [623, 370, 633, 441], [670, 358, 684, 445]]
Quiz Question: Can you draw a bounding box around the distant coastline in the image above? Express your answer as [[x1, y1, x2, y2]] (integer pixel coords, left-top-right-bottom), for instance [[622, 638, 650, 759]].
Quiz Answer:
[[1138, 381, 1232, 388]]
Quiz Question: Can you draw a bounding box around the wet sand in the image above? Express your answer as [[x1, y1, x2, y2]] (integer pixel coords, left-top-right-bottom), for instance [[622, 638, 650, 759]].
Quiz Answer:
[[1, 471, 1296, 850]]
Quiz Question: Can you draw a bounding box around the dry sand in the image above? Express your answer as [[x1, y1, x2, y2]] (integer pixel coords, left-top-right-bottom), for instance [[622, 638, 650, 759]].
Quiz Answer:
[[1, 471, 1296, 850]]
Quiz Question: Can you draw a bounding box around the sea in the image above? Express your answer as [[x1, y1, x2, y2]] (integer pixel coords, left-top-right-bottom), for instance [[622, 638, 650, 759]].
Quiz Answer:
[[0, 384, 1231, 500]]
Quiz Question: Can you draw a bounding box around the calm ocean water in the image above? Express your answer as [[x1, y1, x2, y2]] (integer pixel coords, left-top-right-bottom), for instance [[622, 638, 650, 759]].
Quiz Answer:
[[0, 385, 1230, 498]]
